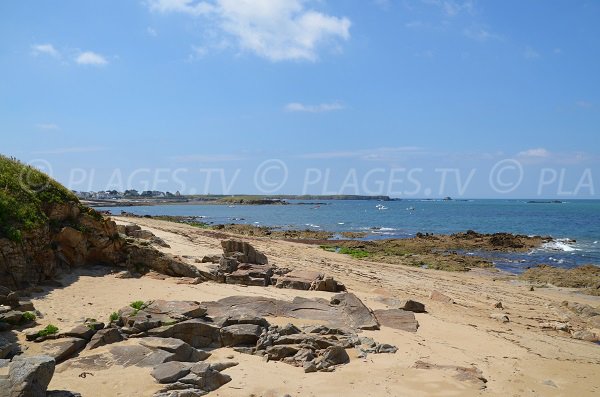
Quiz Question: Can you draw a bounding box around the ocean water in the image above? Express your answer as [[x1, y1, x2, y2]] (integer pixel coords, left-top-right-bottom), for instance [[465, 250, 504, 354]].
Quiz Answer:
[[98, 199, 600, 273]]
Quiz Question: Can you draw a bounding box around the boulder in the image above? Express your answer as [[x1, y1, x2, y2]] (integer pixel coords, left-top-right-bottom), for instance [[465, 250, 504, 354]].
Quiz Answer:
[[87, 328, 123, 350], [63, 324, 96, 341], [221, 240, 268, 265], [148, 319, 221, 348], [224, 264, 274, 287], [220, 324, 264, 347], [0, 336, 18, 360], [430, 290, 454, 304], [6, 355, 55, 397], [41, 338, 87, 363], [373, 309, 419, 332], [0, 311, 23, 326], [399, 300, 426, 313], [329, 293, 380, 330], [274, 270, 322, 290], [151, 361, 192, 384], [139, 337, 211, 362]]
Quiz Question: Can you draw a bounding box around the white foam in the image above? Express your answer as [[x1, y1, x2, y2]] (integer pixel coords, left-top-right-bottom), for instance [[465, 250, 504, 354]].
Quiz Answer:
[[543, 241, 577, 252]]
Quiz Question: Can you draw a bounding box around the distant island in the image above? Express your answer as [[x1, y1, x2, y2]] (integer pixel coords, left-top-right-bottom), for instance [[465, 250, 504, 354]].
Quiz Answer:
[[75, 190, 394, 207]]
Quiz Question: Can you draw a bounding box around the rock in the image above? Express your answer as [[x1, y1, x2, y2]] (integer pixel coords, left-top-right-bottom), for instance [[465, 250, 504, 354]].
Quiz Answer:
[[63, 324, 96, 341], [209, 362, 238, 372], [0, 336, 18, 359], [16, 300, 35, 312], [0, 310, 23, 325], [373, 309, 419, 332], [430, 290, 454, 304], [310, 276, 346, 293], [201, 255, 221, 264], [46, 391, 83, 397], [316, 345, 349, 368], [329, 293, 379, 330], [221, 240, 268, 265], [218, 257, 239, 273], [376, 343, 398, 354], [539, 322, 571, 332], [41, 338, 87, 363], [129, 229, 155, 240], [212, 314, 270, 328], [274, 270, 322, 290], [187, 362, 232, 391], [139, 337, 211, 362], [494, 302, 503, 309], [151, 361, 192, 384], [6, 355, 55, 397], [87, 328, 123, 350], [571, 330, 598, 342], [151, 237, 171, 248], [414, 360, 487, 389], [145, 300, 208, 320], [153, 389, 207, 397], [399, 300, 426, 313], [490, 313, 510, 323], [220, 324, 264, 347], [148, 319, 221, 348], [265, 345, 300, 360], [224, 264, 274, 287]]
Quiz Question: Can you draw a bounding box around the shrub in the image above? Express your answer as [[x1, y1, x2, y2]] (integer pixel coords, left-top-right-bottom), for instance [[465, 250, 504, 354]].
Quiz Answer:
[[130, 300, 145, 310], [109, 312, 119, 322], [37, 324, 59, 337], [21, 311, 36, 322]]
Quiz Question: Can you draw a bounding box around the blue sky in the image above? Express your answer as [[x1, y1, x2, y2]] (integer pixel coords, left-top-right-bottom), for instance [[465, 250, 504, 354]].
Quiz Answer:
[[1, 0, 599, 198]]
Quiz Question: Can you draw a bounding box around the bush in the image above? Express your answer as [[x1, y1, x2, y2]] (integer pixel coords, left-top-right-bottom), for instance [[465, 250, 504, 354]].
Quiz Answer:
[[0, 155, 79, 241], [130, 300, 145, 310], [109, 312, 119, 322], [21, 311, 36, 322], [37, 324, 59, 337]]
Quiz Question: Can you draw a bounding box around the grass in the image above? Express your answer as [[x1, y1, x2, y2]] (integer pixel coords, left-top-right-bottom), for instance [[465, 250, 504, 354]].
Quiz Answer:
[[21, 311, 36, 323], [130, 300, 146, 311], [338, 247, 371, 259], [0, 155, 79, 241], [37, 324, 59, 338], [109, 312, 119, 322], [319, 245, 370, 259]]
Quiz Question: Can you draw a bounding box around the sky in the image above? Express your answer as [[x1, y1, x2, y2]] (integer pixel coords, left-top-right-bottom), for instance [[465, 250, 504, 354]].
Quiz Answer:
[[1, 0, 599, 198]]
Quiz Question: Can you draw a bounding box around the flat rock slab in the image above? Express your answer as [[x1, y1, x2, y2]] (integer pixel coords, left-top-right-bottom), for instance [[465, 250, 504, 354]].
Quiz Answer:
[[274, 270, 322, 290], [373, 309, 419, 332], [41, 338, 87, 363], [144, 300, 207, 319], [147, 319, 221, 348], [203, 293, 379, 331]]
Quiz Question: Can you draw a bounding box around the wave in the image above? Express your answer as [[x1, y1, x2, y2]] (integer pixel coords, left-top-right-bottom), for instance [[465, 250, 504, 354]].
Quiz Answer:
[[542, 239, 578, 252]]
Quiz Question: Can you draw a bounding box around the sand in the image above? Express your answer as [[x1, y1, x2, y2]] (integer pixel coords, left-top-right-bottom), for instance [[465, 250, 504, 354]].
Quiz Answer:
[[21, 216, 600, 396]]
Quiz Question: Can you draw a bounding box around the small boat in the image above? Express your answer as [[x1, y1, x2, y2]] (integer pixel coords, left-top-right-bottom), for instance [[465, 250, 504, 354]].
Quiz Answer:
[[375, 204, 388, 210]]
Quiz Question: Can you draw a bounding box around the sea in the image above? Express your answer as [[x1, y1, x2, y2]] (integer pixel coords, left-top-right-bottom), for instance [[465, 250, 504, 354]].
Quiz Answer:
[[97, 199, 600, 274]]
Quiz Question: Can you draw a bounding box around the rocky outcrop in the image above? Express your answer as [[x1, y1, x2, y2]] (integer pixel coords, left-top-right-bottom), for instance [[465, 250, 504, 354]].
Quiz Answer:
[[0, 355, 55, 397], [0, 202, 124, 290], [210, 240, 346, 291]]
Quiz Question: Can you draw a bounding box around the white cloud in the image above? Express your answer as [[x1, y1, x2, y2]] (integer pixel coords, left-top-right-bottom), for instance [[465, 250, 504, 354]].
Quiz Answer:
[[147, 0, 351, 62], [463, 27, 501, 42], [517, 148, 551, 158], [31, 146, 106, 155], [35, 123, 60, 131], [76, 51, 108, 66], [298, 146, 423, 160], [284, 101, 344, 113], [31, 43, 60, 58], [172, 154, 247, 162], [576, 100, 593, 109], [422, 0, 474, 17], [524, 47, 540, 60]]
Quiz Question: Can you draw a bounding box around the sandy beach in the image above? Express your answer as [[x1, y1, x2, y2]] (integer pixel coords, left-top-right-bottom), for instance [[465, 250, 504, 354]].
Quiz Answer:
[[12, 216, 596, 397]]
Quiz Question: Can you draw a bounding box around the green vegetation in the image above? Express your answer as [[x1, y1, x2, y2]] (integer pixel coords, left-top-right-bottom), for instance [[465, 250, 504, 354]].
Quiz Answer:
[[109, 312, 119, 322], [339, 247, 370, 259], [0, 155, 79, 241], [21, 311, 36, 323], [130, 300, 146, 311], [37, 324, 59, 337], [320, 245, 370, 259]]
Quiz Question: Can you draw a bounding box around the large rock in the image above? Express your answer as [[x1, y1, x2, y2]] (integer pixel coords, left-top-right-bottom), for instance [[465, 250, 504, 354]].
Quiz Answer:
[[224, 264, 274, 286], [221, 240, 268, 265], [87, 328, 123, 350], [220, 324, 264, 347], [148, 319, 221, 348], [151, 361, 192, 384], [139, 337, 211, 362], [329, 293, 380, 330], [373, 309, 419, 332], [0, 337, 18, 360], [274, 270, 322, 290], [41, 338, 87, 363], [5, 355, 55, 397]]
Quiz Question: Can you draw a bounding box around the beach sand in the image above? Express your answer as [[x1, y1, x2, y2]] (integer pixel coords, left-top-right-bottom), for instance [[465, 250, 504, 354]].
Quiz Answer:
[[22, 216, 599, 396]]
